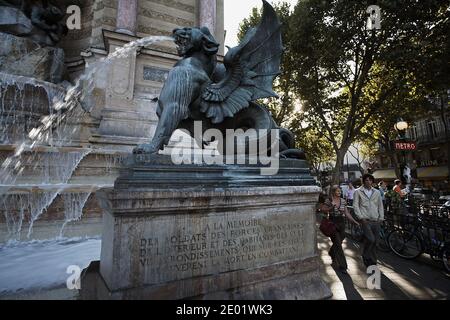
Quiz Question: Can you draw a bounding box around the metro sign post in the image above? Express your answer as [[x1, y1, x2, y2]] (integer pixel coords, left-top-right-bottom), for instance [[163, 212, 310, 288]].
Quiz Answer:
[[394, 141, 417, 151], [393, 140, 417, 186]]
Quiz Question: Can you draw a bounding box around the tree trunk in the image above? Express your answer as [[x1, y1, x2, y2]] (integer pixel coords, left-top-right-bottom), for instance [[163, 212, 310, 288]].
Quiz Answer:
[[383, 136, 401, 182], [392, 152, 401, 180], [332, 148, 348, 185]]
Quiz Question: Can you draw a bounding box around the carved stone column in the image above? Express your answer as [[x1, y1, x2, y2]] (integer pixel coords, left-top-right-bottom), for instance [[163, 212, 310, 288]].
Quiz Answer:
[[199, 0, 216, 35], [115, 0, 138, 36]]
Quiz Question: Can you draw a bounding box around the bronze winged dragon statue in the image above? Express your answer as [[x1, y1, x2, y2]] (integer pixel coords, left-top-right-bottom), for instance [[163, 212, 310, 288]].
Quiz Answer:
[[133, 0, 304, 159]]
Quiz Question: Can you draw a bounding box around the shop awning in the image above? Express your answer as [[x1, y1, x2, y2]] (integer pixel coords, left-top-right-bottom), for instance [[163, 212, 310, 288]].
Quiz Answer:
[[373, 169, 396, 180], [417, 166, 449, 179]]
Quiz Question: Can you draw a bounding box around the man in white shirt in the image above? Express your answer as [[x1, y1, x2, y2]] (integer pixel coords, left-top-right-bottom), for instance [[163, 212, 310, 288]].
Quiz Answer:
[[340, 183, 349, 199], [353, 174, 384, 267], [346, 182, 355, 206]]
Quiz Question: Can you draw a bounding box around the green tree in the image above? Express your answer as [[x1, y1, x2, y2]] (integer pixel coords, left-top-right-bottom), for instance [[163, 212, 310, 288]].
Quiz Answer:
[[356, 61, 431, 178], [238, 2, 335, 178], [237, 0, 449, 184], [289, 113, 335, 179], [288, 0, 449, 184], [360, 1, 450, 180]]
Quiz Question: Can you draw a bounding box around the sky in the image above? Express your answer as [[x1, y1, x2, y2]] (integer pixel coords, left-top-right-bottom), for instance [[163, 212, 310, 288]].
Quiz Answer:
[[223, 0, 298, 49]]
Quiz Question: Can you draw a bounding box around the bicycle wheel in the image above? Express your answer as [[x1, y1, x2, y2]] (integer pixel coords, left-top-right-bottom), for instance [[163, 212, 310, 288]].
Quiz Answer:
[[351, 224, 364, 242], [442, 246, 450, 273], [377, 229, 391, 253], [388, 229, 423, 259]]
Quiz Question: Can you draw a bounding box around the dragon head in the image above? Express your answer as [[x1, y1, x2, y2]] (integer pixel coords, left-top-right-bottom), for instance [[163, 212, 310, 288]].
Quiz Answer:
[[172, 27, 219, 57]]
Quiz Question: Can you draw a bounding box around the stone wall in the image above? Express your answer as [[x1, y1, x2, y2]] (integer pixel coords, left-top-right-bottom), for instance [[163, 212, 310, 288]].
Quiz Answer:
[[138, 0, 195, 54], [90, 0, 117, 49], [61, 0, 224, 55]]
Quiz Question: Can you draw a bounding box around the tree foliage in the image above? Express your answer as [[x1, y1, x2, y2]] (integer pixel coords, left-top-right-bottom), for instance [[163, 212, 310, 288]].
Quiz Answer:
[[290, 114, 335, 175], [237, 0, 450, 184]]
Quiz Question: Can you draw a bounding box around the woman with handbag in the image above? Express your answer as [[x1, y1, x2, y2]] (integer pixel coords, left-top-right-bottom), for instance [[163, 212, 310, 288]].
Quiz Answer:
[[320, 185, 360, 274]]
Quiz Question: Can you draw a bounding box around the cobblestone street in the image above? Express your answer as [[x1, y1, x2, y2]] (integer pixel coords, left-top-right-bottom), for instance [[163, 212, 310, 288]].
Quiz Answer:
[[317, 230, 450, 300]]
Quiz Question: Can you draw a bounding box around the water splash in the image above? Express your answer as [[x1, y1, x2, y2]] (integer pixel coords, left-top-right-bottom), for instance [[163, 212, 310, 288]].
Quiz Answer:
[[0, 35, 173, 240]]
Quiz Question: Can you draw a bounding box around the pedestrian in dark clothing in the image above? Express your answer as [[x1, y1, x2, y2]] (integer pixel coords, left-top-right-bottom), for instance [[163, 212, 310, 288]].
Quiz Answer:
[[321, 185, 360, 274]]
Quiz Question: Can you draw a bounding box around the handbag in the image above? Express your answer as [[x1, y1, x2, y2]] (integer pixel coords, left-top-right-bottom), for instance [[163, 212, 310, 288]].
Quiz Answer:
[[320, 216, 336, 237]]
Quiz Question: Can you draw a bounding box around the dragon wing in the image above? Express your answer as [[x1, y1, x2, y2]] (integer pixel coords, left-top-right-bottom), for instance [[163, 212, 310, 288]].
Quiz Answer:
[[199, 0, 282, 124]]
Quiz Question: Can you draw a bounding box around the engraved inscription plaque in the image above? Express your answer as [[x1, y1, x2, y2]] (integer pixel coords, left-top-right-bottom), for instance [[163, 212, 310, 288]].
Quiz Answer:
[[143, 66, 169, 82], [117, 209, 314, 285]]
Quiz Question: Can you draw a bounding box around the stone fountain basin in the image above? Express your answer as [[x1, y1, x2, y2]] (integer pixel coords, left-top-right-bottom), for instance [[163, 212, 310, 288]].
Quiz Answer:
[[0, 146, 127, 243]]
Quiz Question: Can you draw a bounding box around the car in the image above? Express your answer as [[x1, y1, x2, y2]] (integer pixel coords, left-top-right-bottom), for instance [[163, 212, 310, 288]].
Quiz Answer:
[[410, 188, 434, 201], [439, 200, 450, 215]]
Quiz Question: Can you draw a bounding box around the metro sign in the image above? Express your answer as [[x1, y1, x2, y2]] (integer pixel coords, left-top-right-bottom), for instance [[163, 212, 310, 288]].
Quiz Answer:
[[394, 141, 417, 150]]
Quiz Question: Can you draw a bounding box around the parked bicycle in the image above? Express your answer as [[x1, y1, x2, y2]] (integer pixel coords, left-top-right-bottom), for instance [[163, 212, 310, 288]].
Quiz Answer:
[[344, 199, 450, 272], [346, 206, 394, 253], [377, 220, 393, 253], [387, 207, 450, 273], [346, 206, 364, 242]]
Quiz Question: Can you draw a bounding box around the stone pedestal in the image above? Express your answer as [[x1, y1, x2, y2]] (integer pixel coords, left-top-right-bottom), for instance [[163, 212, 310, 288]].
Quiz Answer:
[[80, 155, 331, 300]]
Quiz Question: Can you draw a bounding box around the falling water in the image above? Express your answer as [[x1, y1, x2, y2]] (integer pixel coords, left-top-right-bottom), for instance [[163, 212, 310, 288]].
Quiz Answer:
[[104, 153, 127, 174], [0, 150, 91, 240], [26, 149, 91, 238], [1, 194, 26, 240], [0, 73, 66, 144], [0, 35, 174, 240], [59, 192, 92, 238]]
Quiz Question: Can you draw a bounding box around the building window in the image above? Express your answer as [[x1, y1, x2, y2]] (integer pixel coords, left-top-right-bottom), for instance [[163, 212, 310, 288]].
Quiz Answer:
[[427, 120, 438, 139], [416, 121, 425, 139], [408, 125, 417, 140]]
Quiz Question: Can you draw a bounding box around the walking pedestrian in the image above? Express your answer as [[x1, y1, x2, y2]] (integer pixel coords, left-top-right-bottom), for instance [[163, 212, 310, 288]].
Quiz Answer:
[[378, 180, 387, 208], [346, 182, 355, 206], [353, 174, 385, 267], [393, 179, 405, 198], [320, 185, 360, 274]]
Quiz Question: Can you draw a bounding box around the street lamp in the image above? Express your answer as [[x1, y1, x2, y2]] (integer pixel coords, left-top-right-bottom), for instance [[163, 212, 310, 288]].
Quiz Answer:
[[394, 118, 408, 136], [394, 118, 409, 188]]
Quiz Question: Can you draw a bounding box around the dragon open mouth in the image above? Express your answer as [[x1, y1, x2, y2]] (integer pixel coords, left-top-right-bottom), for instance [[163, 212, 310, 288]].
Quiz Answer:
[[175, 36, 189, 49], [173, 29, 191, 55]]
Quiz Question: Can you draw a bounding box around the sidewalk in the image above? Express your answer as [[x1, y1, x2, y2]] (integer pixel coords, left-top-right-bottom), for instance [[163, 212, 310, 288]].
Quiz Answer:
[[317, 230, 450, 300]]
